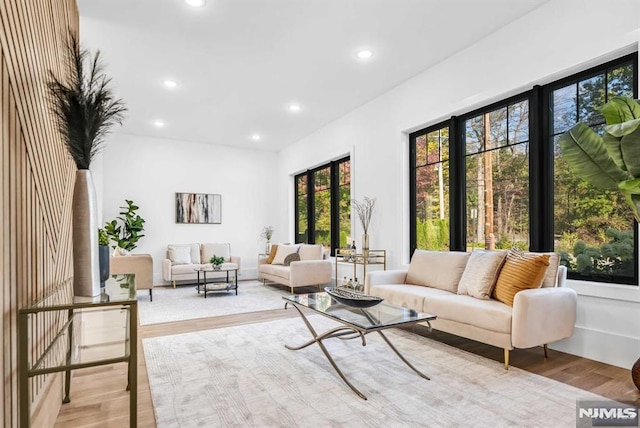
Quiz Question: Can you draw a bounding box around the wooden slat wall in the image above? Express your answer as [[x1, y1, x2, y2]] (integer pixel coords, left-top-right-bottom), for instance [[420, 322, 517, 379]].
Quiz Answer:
[[0, 0, 78, 426]]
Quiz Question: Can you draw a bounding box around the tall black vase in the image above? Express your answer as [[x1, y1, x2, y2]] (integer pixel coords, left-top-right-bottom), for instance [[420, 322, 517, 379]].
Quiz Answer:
[[99, 245, 110, 290]]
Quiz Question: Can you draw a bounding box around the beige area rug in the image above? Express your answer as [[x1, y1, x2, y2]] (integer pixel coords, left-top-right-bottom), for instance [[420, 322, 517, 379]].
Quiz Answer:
[[143, 315, 600, 427], [137, 280, 292, 325]]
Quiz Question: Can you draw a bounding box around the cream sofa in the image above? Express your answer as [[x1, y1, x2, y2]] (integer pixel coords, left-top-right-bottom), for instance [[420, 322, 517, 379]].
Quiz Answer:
[[258, 244, 332, 293], [162, 243, 241, 287], [111, 254, 154, 301], [365, 249, 577, 369]]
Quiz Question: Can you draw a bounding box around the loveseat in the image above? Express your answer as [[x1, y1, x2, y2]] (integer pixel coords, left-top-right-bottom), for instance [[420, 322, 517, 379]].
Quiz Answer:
[[258, 244, 332, 293], [365, 249, 577, 369], [162, 243, 241, 287]]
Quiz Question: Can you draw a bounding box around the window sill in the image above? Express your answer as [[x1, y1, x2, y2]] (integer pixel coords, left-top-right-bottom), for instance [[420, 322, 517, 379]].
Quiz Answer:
[[565, 279, 640, 303]]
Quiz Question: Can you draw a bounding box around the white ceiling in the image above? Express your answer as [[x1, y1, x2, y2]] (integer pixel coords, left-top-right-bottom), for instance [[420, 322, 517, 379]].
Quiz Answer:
[[78, 0, 547, 151]]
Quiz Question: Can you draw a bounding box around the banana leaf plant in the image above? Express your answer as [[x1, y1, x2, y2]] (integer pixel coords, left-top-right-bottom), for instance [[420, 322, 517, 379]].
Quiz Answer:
[[558, 96, 640, 222]]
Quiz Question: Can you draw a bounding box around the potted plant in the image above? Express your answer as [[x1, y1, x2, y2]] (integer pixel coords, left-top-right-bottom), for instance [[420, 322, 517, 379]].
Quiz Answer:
[[48, 31, 126, 297], [558, 95, 640, 391], [98, 228, 110, 290], [209, 255, 225, 270], [105, 199, 145, 255], [260, 225, 275, 253]]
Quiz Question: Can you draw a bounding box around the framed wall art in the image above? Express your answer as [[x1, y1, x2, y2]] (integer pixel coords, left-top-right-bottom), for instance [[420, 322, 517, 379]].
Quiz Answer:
[[175, 193, 221, 224]]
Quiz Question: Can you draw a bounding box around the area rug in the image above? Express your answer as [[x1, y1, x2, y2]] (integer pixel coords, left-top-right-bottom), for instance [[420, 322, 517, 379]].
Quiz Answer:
[[137, 280, 290, 325], [143, 316, 600, 427]]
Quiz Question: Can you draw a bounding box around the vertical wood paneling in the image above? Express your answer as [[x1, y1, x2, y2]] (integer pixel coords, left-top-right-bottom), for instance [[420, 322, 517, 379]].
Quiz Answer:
[[0, 0, 78, 426]]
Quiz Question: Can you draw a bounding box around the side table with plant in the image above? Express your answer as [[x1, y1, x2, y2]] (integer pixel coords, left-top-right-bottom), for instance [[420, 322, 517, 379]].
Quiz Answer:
[[260, 225, 275, 254]]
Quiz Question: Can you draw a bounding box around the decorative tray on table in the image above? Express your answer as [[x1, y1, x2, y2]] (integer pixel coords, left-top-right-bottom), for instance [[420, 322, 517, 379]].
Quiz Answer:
[[324, 287, 383, 308]]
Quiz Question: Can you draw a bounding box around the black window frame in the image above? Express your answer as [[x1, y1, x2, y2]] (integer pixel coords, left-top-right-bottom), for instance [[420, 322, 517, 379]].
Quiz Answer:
[[295, 156, 350, 255], [409, 51, 638, 285]]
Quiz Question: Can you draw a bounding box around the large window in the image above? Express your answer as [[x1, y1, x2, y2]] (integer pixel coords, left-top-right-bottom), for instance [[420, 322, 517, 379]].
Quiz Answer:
[[464, 99, 530, 251], [551, 61, 636, 282], [410, 125, 450, 250], [295, 157, 350, 254], [409, 52, 637, 285]]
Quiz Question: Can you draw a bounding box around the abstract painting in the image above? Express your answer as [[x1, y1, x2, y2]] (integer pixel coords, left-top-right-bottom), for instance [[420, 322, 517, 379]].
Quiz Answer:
[[175, 193, 221, 224]]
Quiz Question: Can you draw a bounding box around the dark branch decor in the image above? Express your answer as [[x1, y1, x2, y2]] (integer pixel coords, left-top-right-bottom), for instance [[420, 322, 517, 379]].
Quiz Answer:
[[176, 193, 222, 224], [352, 196, 376, 234], [47, 30, 126, 297], [48, 31, 126, 169]]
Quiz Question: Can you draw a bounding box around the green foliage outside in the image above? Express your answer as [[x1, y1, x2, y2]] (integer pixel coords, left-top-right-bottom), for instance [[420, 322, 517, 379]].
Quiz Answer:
[[416, 218, 449, 250], [558, 228, 634, 277], [104, 199, 145, 251]]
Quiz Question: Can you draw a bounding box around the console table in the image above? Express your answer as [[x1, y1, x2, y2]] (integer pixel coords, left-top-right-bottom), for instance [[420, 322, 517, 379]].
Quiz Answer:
[[334, 249, 386, 286], [18, 275, 137, 427]]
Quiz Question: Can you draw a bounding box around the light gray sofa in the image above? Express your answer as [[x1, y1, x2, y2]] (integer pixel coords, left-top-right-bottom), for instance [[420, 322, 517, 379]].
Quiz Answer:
[[259, 244, 331, 293], [365, 249, 577, 369], [162, 243, 241, 287]]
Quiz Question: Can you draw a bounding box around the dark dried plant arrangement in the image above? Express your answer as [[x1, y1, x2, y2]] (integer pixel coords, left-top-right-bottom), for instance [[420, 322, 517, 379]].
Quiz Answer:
[[351, 196, 376, 234], [47, 31, 126, 170]]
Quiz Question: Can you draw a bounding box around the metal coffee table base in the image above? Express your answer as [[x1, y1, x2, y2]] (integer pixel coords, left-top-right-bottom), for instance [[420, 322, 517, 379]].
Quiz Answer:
[[284, 302, 431, 400]]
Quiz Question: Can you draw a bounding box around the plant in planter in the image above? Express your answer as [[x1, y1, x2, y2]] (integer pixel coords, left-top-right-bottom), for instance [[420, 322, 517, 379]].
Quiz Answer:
[[105, 199, 145, 255], [209, 255, 225, 270], [558, 95, 640, 392], [98, 228, 110, 289], [48, 30, 126, 297]]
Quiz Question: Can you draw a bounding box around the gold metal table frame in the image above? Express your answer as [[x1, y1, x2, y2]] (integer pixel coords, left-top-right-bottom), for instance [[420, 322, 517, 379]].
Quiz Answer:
[[18, 276, 137, 427]]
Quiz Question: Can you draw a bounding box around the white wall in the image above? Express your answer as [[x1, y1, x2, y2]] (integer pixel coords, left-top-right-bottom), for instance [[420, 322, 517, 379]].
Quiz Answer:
[[276, 0, 640, 368], [100, 133, 279, 283]]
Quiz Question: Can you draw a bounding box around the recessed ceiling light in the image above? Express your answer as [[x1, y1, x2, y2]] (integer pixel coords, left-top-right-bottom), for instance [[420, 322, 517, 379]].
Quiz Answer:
[[162, 79, 178, 88], [184, 0, 206, 7], [251, 134, 261, 141], [357, 50, 373, 60], [153, 120, 165, 128], [288, 104, 301, 112]]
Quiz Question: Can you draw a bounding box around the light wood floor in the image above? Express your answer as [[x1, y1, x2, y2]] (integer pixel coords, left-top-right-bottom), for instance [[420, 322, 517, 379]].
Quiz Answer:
[[54, 306, 640, 427]]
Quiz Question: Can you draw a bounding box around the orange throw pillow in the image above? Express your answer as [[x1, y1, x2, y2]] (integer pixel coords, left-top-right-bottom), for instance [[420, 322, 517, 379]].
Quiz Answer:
[[265, 245, 278, 264], [492, 248, 550, 307]]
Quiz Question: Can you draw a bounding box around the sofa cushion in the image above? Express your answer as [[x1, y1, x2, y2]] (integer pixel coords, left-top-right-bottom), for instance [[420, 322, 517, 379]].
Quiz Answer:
[[493, 249, 550, 306], [167, 245, 192, 265], [201, 243, 231, 264], [265, 244, 278, 264], [525, 251, 559, 288], [457, 250, 507, 300], [423, 294, 513, 334], [272, 244, 300, 265], [259, 264, 290, 280], [405, 250, 470, 293], [369, 284, 453, 310], [298, 244, 324, 261], [171, 263, 205, 275]]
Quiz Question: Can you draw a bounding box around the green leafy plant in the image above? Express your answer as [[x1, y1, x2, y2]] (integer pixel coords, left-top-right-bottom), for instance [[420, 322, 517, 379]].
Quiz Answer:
[[558, 96, 640, 222], [98, 228, 109, 246], [209, 255, 225, 266], [47, 31, 126, 170], [104, 199, 145, 251]]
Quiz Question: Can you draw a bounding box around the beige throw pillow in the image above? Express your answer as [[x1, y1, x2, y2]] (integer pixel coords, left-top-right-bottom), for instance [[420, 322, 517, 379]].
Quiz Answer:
[[405, 250, 470, 293], [271, 244, 300, 265], [168, 245, 191, 265], [457, 250, 507, 299]]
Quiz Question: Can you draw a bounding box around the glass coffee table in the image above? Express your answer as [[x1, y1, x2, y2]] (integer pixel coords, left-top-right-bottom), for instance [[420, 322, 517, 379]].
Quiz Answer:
[[283, 291, 436, 400]]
